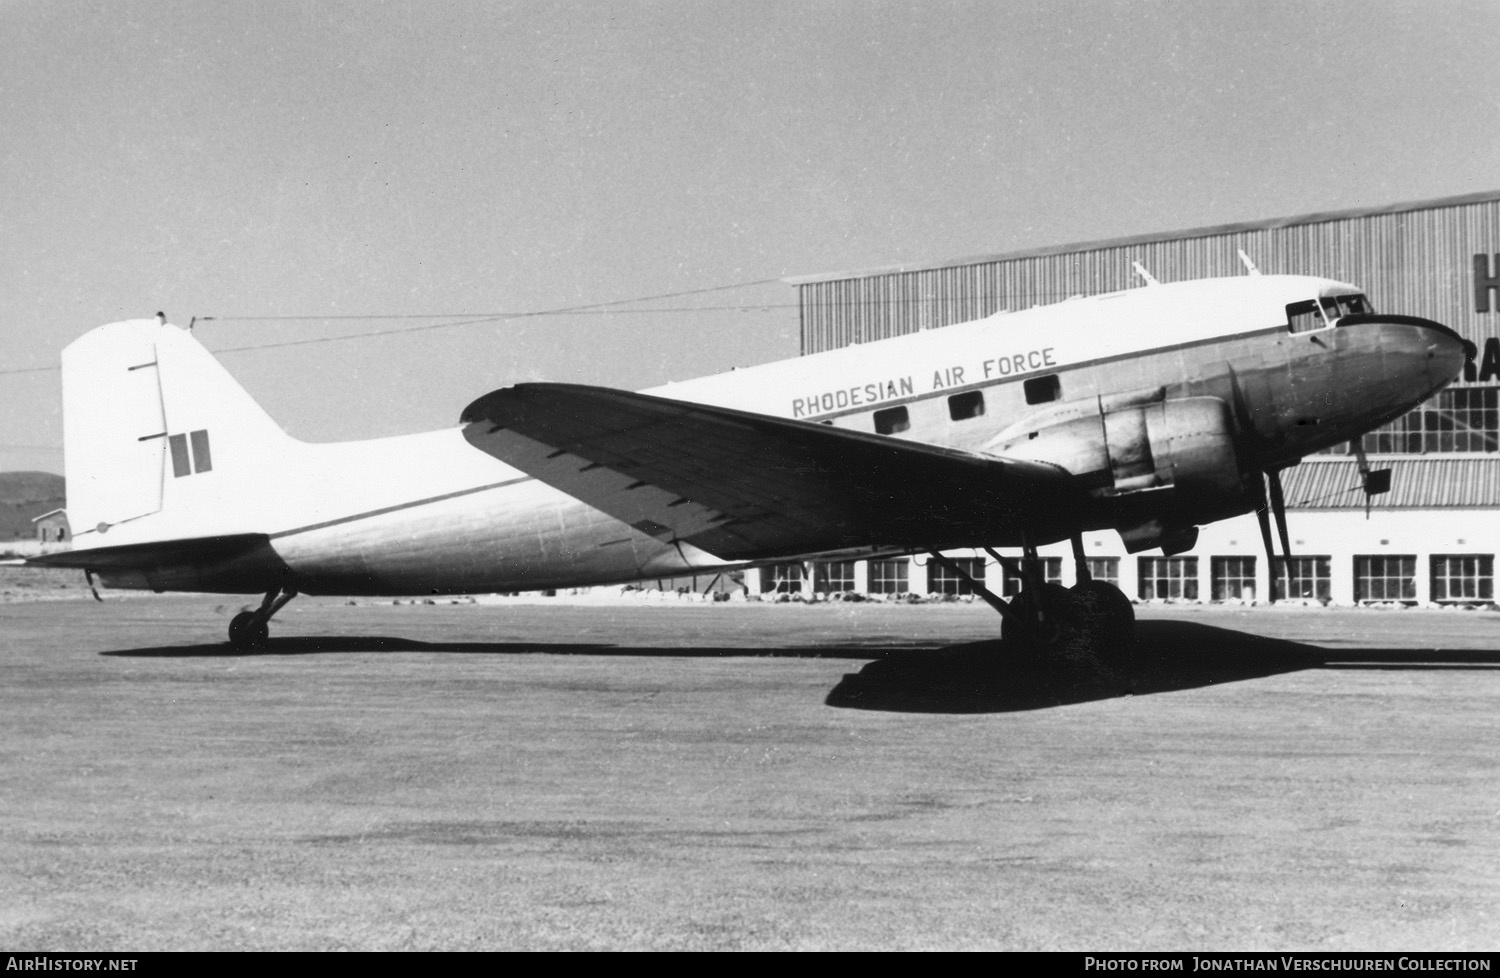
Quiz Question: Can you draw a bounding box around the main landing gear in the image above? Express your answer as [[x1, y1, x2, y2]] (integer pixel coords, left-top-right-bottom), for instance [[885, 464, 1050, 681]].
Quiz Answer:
[[928, 533, 1136, 677], [227, 586, 298, 651]]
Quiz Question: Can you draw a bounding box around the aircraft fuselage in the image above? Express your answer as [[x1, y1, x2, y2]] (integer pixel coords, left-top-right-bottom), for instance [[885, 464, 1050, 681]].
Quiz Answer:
[[66, 274, 1465, 596]]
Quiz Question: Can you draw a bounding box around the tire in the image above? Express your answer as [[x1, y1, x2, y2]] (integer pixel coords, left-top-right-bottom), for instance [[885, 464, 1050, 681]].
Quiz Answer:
[[1003, 583, 1084, 654], [228, 611, 269, 651], [1071, 579, 1137, 671]]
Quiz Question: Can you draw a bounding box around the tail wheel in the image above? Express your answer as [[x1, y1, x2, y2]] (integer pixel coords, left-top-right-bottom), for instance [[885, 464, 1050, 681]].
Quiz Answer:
[[228, 611, 269, 651]]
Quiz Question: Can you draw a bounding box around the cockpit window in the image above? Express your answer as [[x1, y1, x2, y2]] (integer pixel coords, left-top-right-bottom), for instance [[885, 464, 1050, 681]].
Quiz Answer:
[[1286, 300, 1328, 333], [1288, 294, 1373, 332], [1335, 294, 1372, 317]]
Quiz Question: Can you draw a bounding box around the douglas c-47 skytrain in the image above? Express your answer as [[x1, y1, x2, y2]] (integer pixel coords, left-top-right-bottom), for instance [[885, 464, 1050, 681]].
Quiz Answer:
[[29, 268, 1466, 665]]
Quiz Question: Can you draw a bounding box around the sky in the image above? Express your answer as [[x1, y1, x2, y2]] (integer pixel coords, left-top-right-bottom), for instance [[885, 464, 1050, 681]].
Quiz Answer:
[[4, 0, 1499, 475]]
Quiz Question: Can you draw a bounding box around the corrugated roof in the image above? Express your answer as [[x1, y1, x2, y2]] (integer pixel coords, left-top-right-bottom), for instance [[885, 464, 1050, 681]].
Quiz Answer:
[[785, 188, 1500, 285], [1283, 457, 1500, 510]]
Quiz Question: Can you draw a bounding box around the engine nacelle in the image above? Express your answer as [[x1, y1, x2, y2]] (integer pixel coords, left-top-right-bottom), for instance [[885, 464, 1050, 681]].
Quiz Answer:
[[988, 394, 1251, 519]]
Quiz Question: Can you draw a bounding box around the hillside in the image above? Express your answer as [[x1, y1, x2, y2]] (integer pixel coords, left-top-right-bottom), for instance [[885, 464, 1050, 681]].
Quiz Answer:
[[0, 471, 65, 540]]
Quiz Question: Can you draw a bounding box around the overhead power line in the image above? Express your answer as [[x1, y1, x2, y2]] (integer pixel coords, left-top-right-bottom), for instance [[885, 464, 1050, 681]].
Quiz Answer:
[[0, 277, 1110, 375], [201, 276, 787, 323], [0, 276, 787, 374]]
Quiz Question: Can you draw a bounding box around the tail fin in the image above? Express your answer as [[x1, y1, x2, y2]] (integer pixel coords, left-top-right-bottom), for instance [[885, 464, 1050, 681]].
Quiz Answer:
[[62, 319, 295, 548]]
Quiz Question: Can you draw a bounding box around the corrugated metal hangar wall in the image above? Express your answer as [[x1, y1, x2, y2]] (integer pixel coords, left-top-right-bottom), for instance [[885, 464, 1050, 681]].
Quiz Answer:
[[748, 190, 1500, 605], [793, 189, 1500, 364]]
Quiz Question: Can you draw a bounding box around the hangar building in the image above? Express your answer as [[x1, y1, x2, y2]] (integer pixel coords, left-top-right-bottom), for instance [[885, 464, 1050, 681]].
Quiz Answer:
[[742, 189, 1500, 606]]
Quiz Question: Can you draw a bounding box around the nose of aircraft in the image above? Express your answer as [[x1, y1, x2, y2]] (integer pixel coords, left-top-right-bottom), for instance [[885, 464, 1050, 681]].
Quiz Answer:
[[1413, 316, 1468, 387], [1349, 312, 1467, 390]]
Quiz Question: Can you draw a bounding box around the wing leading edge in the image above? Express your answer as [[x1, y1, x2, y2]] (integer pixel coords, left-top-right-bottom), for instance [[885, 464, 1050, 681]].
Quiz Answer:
[[460, 383, 1088, 560]]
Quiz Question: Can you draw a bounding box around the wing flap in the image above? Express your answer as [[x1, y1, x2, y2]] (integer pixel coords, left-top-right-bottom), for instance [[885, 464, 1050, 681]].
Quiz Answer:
[[461, 384, 1087, 559]]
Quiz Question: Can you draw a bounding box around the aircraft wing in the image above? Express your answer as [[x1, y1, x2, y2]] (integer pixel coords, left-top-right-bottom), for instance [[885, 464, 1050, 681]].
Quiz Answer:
[[460, 383, 1087, 560]]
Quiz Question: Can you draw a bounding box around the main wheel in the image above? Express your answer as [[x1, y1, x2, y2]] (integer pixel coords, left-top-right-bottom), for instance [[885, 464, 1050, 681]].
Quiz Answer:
[[1071, 579, 1137, 672], [1002, 583, 1090, 659]]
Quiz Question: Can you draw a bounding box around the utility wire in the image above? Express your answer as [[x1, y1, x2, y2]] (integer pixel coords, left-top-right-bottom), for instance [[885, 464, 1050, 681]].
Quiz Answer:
[[0, 277, 785, 373], [0, 280, 1130, 374], [201, 276, 787, 323]]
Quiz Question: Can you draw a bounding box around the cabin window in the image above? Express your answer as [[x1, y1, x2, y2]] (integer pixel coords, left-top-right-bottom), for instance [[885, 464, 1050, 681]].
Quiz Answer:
[[947, 390, 985, 421], [1023, 374, 1061, 405], [873, 405, 910, 435]]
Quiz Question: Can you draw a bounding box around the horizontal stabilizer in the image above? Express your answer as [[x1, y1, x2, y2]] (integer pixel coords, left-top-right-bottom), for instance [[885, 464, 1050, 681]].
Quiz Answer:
[[460, 383, 1086, 559], [27, 533, 272, 571]]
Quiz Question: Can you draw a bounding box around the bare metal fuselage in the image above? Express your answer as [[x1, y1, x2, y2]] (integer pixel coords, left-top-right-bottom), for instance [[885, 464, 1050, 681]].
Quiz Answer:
[[106, 318, 1456, 596], [63, 274, 1462, 597]]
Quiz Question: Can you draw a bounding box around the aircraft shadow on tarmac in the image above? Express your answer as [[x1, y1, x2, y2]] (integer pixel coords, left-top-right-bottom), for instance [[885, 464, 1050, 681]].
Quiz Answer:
[[100, 636, 894, 661], [102, 621, 1500, 715], [822, 620, 1500, 714]]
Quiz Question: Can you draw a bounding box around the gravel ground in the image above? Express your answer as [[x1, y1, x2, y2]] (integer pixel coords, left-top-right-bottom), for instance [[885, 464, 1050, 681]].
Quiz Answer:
[[1, 597, 1497, 950]]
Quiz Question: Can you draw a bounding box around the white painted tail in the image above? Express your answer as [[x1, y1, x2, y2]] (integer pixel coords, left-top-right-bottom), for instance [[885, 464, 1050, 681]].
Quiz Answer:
[[62, 319, 296, 549]]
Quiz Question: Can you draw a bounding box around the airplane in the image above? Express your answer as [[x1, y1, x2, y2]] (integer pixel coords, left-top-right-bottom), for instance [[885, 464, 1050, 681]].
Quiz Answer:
[[27, 270, 1466, 666]]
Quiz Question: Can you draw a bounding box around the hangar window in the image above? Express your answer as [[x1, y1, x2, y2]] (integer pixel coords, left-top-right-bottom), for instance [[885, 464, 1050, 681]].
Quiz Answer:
[[1272, 556, 1331, 602], [948, 390, 985, 420], [927, 556, 987, 596], [873, 405, 910, 435], [1138, 557, 1199, 601], [1000, 557, 1064, 596], [1086, 557, 1119, 587], [761, 562, 806, 595], [1328, 387, 1500, 454], [1024, 374, 1061, 404], [1211, 556, 1257, 602], [1430, 555, 1494, 604], [868, 558, 909, 595], [815, 560, 857, 594], [1354, 555, 1416, 603]]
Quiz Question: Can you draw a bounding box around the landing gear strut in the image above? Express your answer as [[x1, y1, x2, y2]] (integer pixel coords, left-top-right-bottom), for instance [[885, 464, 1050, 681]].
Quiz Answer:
[[227, 586, 297, 651], [928, 532, 1136, 677]]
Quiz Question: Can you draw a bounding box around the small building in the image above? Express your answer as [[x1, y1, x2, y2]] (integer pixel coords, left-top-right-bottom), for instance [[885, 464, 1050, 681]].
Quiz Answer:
[[31, 509, 70, 552]]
